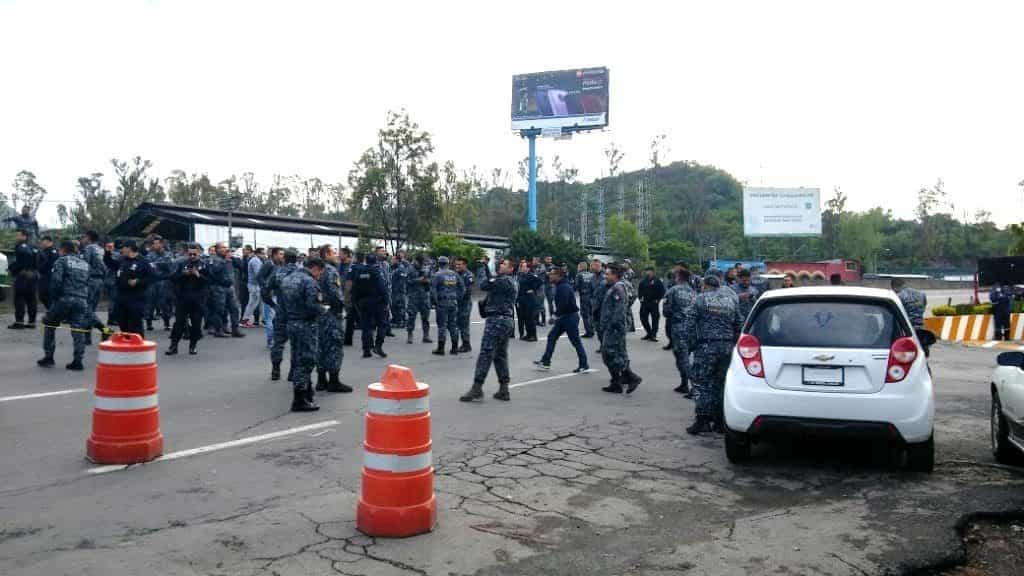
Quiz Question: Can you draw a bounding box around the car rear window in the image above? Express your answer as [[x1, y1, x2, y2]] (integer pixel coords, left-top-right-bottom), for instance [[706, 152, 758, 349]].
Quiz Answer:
[[746, 298, 908, 349]]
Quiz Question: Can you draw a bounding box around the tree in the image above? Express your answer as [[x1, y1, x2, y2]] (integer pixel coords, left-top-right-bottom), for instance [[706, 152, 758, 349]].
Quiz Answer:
[[650, 239, 696, 272], [508, 229, 586, 267], [61, 157, 164, 234], [10, 170, 47, 213], [822, 187, 847, 259], [348, 110, 440, 255], [607, 215, 649, 264], [165, 170, 220, 208], [1009, 223, 1024, 256]]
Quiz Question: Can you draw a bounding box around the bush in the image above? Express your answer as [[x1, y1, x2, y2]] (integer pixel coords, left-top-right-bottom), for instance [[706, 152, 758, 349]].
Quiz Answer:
[[428, 233, 485, 263], [931, 305, 956, 316], [1014, 300, 1024, 314], [953, 303, 975, 316], [972, 304, 993, 315]]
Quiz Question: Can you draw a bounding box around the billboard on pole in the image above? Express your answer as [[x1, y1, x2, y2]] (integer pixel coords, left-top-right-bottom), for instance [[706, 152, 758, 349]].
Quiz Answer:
[[743, 187, 822, 237], [511, 67, 609, 131]]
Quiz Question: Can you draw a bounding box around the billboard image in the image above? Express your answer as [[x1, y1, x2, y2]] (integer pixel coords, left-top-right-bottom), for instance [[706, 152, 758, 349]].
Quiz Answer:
[[743, 187, 822, 237], [511, 67, 609, 131]]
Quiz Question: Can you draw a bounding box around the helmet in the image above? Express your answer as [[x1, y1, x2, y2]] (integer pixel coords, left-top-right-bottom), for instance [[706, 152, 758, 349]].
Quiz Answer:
[[437, 256, 449, 266]]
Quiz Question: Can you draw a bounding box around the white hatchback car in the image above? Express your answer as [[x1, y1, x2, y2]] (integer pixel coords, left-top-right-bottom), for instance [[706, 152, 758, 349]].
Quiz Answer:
[[723, 287, 936, 472], [991, 351, 1024, 463]]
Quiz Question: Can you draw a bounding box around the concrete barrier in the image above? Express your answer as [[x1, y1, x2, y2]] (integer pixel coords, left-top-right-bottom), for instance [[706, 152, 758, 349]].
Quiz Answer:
[[923, 314, 1022, 342]]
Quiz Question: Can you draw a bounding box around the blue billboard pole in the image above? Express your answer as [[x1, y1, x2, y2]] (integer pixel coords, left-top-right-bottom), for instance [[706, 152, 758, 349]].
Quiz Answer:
[[526, 130, 539, 231]]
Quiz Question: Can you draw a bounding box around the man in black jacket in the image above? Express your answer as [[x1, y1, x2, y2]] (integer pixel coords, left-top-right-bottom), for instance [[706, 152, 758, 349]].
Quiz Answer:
[[515, 260, 541, 341], [166, 243, 209, 356], [114, 240, 152, 337], [638, 267, 666, 342], [8, 229, 39, 329], [533, 267, 589, 373], [36, 235, 58, 310]]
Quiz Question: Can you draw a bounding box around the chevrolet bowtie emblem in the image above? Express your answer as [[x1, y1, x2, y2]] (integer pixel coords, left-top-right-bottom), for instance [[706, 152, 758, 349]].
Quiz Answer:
[[813, 354, 835, 361]]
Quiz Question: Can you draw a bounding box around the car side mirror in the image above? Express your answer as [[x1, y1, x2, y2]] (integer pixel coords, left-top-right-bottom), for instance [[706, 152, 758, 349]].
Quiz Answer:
[[997, 351, 1024, 369], [915, 328, 936, 348]]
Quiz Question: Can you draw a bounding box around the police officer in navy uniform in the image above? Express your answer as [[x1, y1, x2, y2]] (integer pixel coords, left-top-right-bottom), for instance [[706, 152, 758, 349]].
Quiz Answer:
[[460, 257, 518, 402], [390, 253, 409, 331], [352, 253, 388, 358], [454, 257, 475, 352], [431, 255, 464, 355], [664, 266, 699, 396], [38, 241, 91, 370], [280, 257, 325, 412], [166, 243, 209, 356], [891, 278, 927, 329], [114, 241, 153, 337], [599, 263, 642, 394], [990, 281, 1013, 341], [405, 255, 433, 344], [314, 244, 351, 393], [684, 274, 744, 435], [8, 229, 39, 329], [266, 249, 298, 381]]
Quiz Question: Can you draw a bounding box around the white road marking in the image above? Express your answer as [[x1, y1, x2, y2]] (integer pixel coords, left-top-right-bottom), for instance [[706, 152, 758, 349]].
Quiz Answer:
[[982, 341, 999, 348], [509, 369, 599, 390], [86, 420, 341, 475], [0, 388, 88, 403]]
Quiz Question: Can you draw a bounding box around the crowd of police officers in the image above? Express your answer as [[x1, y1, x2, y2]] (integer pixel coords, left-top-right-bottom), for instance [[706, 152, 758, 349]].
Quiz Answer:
[[9, 226, 937, 432]]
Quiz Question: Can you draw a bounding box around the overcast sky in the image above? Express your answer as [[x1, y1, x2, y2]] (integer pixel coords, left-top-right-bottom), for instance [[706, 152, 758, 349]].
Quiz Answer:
[[1, 0, 1021, 228]]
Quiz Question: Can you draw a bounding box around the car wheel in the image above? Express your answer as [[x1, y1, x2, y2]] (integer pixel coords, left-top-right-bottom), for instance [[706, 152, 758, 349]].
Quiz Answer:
[[905, 434, 934, 473], [725, 429, 752, 463], [992, 393, 1016, 464]]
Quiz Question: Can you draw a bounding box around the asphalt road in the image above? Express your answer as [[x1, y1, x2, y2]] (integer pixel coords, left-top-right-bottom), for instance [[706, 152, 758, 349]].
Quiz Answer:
[[1, 309, 1022, 576]]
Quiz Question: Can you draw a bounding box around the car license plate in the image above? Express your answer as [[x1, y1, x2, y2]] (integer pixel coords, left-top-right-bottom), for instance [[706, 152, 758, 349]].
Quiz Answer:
[[802, 366, 844, 386]]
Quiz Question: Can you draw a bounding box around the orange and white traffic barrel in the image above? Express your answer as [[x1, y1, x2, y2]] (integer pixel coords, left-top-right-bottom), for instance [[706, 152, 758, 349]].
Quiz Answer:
[[86, 332, 163, 464], [357, 364, 436, 537]]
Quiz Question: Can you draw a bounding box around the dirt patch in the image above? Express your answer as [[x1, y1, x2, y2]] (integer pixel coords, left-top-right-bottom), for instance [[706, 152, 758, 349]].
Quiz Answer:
[[939, 518, 1024, 576]]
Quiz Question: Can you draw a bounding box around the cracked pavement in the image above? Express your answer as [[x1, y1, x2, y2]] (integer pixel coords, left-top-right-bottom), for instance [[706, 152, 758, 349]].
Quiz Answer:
[[1, 316, 1023, 575]]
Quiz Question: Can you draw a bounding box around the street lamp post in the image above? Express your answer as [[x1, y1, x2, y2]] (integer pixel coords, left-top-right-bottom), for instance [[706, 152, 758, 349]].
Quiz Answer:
[[709, 244, 717, 266]]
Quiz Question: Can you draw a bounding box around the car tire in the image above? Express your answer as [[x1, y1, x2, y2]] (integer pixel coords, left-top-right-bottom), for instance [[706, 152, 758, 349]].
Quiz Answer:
[[992, 392, 1016, 464], [725, 429, 752, 463], [905, 434, 934, 473]]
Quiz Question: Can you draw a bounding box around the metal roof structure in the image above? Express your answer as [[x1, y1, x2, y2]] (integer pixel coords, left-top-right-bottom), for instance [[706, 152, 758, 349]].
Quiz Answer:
[[108, 202, 511, 249]]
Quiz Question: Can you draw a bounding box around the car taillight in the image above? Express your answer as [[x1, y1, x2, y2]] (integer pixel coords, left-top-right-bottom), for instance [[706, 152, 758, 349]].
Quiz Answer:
[[886, 337, 918, 383], [737, 334, 764, 378]]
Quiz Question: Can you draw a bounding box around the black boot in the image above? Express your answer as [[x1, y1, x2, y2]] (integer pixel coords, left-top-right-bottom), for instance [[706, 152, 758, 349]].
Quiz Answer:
[[450, 342, 459, 355], [673, 383, 689, 395], [493, 382, 510, 401], [291, 388, 319, 412], [231, 328, 246, 338], [459, 383, 484, 402], [602, 372, 623, 394], [188, 342, 198, 355], [271, 362, 281, 381], [432, 345, 445, 356], [315, 370, 328, 392], [327, 372, 353, 393], [373, 347, 387, 358], [407, 332, 414, 344], [458, 339, 472, 353], [66, 360, 84, 371], [165, 342, 179, 356], [214, 331, 230, 338], [711, 416, 726, 434], [37, 356, 55, 367], [686, 416, 713, 435], [362, 350, 372, 358], [146, 320, 154, 331], [662, 343, 673, 351], [624, 369, 642, 394], [422, 334, 433, 344]]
